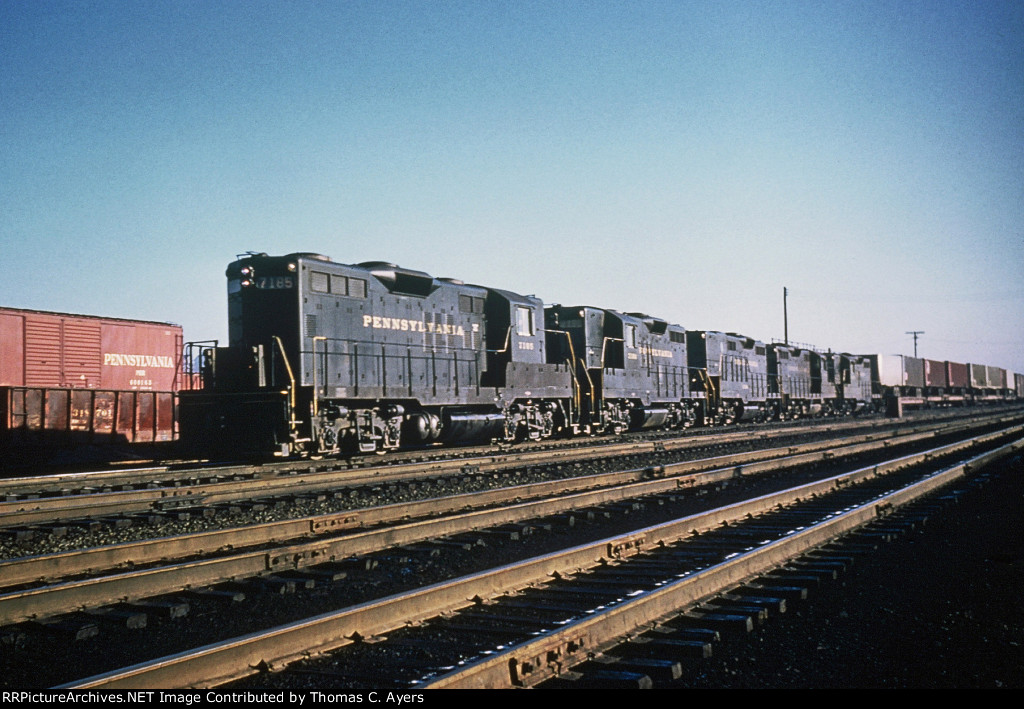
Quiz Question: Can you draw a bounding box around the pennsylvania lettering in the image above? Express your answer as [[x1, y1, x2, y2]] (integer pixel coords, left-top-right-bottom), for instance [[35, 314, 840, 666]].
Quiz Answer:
[[103, 354, 175, 368], [362, 315, 465, 337]]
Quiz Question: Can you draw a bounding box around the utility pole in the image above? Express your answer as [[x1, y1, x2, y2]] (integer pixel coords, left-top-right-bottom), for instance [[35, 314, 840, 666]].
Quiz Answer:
[[783, 287, 788, 345], [906, 330, 924, 357]]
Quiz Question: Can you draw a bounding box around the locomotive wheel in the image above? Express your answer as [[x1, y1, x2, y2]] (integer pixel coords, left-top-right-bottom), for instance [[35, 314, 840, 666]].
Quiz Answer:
[[604, 402, 629, 435], [504, 415, 521, 442]]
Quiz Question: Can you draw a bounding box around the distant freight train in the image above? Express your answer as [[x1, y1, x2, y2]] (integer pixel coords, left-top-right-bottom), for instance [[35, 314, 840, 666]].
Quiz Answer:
[[0, 307, 182, 446], [178, 252, 1024, 457]]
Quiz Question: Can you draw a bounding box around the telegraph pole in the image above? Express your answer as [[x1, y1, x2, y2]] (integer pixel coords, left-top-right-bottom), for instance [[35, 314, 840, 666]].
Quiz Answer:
[[906, 330, 924, 357], [783, 287, 788, 345]]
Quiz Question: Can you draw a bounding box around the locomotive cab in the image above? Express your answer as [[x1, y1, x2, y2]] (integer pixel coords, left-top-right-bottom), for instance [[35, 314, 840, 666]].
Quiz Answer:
[[838, 354, 875, 413], [480, 289, 573, 441]]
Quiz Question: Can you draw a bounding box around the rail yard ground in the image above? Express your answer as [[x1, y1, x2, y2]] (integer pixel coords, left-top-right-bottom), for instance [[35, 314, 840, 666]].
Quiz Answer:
[[670, 453, 1024, 689], [1, 417, 1020, 689]]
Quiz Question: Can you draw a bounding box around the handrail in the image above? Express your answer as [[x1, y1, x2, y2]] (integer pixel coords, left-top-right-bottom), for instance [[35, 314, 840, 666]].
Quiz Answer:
[[272, 336, 298, 429], [311, 336, 326, 417]]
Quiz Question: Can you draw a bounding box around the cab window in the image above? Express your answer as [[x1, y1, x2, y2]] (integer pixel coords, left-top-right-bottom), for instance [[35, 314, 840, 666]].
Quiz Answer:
[[515, 306, 534, 336]]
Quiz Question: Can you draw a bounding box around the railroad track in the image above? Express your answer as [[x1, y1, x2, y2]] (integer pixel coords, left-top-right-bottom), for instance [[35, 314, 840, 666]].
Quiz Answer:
[[2, 411, 1020, 535], [0, 416, 1007, 627], [1, 413, 1019, 688], [62, 427, 1023, 689], [3, 406, 1012, 501]]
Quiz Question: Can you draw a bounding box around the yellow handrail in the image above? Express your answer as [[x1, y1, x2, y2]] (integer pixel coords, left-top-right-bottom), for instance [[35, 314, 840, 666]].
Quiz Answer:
[[272, 336, 298, 427]]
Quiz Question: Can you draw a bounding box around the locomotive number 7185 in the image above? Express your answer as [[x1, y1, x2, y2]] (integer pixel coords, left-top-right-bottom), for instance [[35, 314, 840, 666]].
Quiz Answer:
[[256, 276, 294, 289]]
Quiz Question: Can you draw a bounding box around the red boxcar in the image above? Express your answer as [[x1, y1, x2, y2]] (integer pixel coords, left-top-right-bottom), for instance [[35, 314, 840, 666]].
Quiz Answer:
[[0, 307, 182, 445], [987, 366, 1007, 392], [0, 307, 182, 390]]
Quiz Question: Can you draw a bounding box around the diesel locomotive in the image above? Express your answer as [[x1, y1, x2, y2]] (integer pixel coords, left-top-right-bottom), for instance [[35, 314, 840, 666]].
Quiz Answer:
[[179, 252, 1020, 456], [180, 253, 573, 455]]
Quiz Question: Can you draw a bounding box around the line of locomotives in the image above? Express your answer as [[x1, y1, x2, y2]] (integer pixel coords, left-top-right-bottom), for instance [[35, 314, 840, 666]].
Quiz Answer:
[[178, 252, 1024, 457]]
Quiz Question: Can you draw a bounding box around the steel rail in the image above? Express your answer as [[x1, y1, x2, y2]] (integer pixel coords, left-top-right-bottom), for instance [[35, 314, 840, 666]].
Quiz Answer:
[[3, 412, 1018, 529], [2, 421, 1018, 626], [1, 417, 856, 497], [0, 425, 782, 496], [5, 408, 1006, 499], [61, 429, 1024, 689], [2, 419, 1017, 629], [424, 436, 1024, 688], [0, 414, 1008, 590]]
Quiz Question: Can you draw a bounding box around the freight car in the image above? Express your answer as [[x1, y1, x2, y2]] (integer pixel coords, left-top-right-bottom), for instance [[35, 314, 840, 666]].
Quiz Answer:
[[0, 307, 182, 446], [179, 252, 1023, 457], [861, 353, 1018, 414]]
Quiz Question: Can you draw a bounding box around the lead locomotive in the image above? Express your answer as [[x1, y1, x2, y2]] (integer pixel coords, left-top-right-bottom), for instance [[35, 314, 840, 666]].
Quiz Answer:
[[181, 253, 576, 455]]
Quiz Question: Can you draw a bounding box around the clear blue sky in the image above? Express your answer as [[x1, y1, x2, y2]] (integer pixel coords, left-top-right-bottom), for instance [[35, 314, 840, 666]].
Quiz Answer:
[[2, 1, 1022, 373]]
